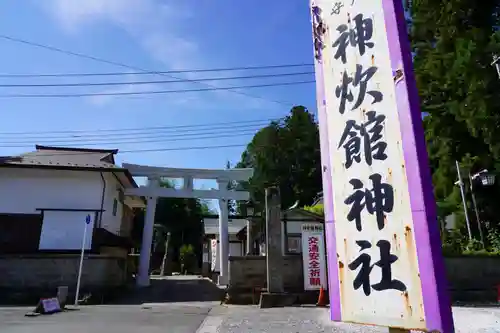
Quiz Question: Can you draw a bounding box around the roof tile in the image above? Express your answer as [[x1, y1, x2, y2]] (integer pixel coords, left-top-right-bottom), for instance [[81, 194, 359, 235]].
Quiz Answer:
[[0, 146, 122, 170]]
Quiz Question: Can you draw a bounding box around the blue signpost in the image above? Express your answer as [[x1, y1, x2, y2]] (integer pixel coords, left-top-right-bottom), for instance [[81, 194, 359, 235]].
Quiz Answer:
[[75, 214, 91, 306]]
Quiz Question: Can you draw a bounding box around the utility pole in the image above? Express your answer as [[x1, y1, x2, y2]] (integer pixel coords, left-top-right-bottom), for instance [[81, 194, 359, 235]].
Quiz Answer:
[[469, 173, 486, 247], [455, 160, 473, 241], [492, 55, 500, 79]]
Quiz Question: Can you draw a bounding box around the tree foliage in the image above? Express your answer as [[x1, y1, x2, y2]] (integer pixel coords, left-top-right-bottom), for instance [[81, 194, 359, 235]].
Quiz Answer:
[[236, 106, 322, 212], [411, 0, 500, 241], [303, 203, 324, 216]]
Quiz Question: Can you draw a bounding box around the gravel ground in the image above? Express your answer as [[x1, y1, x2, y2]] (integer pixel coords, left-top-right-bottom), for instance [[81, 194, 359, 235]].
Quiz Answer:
[[211, 305, 500, 333]]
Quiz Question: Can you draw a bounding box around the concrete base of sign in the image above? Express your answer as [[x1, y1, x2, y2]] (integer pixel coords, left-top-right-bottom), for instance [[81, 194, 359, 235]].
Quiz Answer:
[[57, 286, 68, 308], [259, 292, 297, 308], [388, 328, 410, 333]]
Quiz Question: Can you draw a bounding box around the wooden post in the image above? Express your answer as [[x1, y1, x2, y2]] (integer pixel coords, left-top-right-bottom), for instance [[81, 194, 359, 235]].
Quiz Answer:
[[265, 187, 284, 293], [246, 218, 253, 255]]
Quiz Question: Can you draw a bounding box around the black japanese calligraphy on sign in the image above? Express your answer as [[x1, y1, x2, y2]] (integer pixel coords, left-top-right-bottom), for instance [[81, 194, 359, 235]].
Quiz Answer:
[[331, 2, 344, 15], [332, 13, 374, 64], [344, 174, 394, 231], [312, 6, 326, 61], [338, 110, 387, 169], [335, 65, 383, 114], [308, 236, 322, 286], [348, 240, 406, 296]]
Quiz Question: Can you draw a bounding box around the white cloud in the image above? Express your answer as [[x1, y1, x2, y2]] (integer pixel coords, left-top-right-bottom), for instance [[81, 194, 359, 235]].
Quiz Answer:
[[40, 0, 204, 106], [41, 0, 285, 111], [43, 0, 197, 69], [85, 73, 156, 106]]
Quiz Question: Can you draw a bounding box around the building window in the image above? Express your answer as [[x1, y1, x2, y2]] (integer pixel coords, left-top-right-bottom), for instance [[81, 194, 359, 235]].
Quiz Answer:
[[286, 235, 302, 254], [112, 198, 118, 216]]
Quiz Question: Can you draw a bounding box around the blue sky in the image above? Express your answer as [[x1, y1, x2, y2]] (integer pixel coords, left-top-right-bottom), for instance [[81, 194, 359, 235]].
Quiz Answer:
[[0, 0, 317, 183]]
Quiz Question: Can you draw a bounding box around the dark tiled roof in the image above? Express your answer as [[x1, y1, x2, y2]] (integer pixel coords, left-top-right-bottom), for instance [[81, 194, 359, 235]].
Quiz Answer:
[[0, 145, 124, 170]]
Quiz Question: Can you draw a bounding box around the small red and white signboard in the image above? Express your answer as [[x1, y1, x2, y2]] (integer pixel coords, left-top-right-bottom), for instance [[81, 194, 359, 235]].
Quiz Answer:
[[301, 223, 327, 290], [210, 239, 218, 272]]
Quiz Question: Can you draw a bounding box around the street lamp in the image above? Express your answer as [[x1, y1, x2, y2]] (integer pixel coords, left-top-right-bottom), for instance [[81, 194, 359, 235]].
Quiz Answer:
[[246, 201, 255, 218], [469, 169, 495, 247], [473, 169, 496, 186]]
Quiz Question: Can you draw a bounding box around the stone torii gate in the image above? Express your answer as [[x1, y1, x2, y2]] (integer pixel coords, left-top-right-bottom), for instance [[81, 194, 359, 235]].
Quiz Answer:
[[123, 163, 253, 287]]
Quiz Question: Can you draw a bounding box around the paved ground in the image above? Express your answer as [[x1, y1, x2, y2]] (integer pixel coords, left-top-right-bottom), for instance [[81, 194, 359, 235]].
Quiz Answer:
[[109, 275, 225, 304], [1, 276, 500, 332], [0, 303, 214, 333], [1, 303, 500, 333]]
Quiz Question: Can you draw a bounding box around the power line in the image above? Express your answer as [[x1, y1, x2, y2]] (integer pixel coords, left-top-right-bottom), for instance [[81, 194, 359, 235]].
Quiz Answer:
[[0, 63, 314, 78], [99, 143, 252, 154], [0, 144, 249, 156], [0, 123, 271, 140], [0, 131, 259, 148], [0, 80, 315, 98], [0, 128, 261, 143], [0, 129, 261, 145], [0, 71, 314, 88], [0, 117, 281, 135], [0, 34, 299, 106]]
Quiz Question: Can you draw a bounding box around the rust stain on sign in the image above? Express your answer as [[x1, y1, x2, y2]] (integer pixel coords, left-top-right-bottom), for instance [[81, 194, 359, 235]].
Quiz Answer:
[[402, 291, 413, 316], [393, 69, 404, 84], [404, 226, 417, 269], [339, 257, 346, 312]]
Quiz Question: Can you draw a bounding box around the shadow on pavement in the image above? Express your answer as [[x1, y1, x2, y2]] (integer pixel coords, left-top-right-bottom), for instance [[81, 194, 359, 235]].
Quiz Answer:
[[108, 276, 225, 305]]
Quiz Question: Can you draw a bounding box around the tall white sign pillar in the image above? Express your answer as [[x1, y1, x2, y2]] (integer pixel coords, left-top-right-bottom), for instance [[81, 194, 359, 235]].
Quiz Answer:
[[137, 177, 159, 287], [217, 179, 230, 285]]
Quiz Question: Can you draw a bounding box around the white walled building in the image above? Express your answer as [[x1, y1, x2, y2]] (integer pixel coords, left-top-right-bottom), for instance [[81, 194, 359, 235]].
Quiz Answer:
[[203, 217, 247, 273], [0, 145, 144, 254], [248, 208, 324, 256], [280, 208, 324, 255]]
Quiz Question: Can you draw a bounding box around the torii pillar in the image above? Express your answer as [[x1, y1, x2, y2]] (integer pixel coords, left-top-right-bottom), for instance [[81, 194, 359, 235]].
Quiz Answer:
[[217, 179, 230, 285], [136, 177, 159, 287]]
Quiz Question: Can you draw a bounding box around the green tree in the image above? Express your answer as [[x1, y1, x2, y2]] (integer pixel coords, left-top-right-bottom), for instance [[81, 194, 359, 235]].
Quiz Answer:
[[199, 200, 217, 215], [236, 106, 322, 212], [179, 244, 196, 274], [411, 0, 500, 240], [303, 203, 324, 216]]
